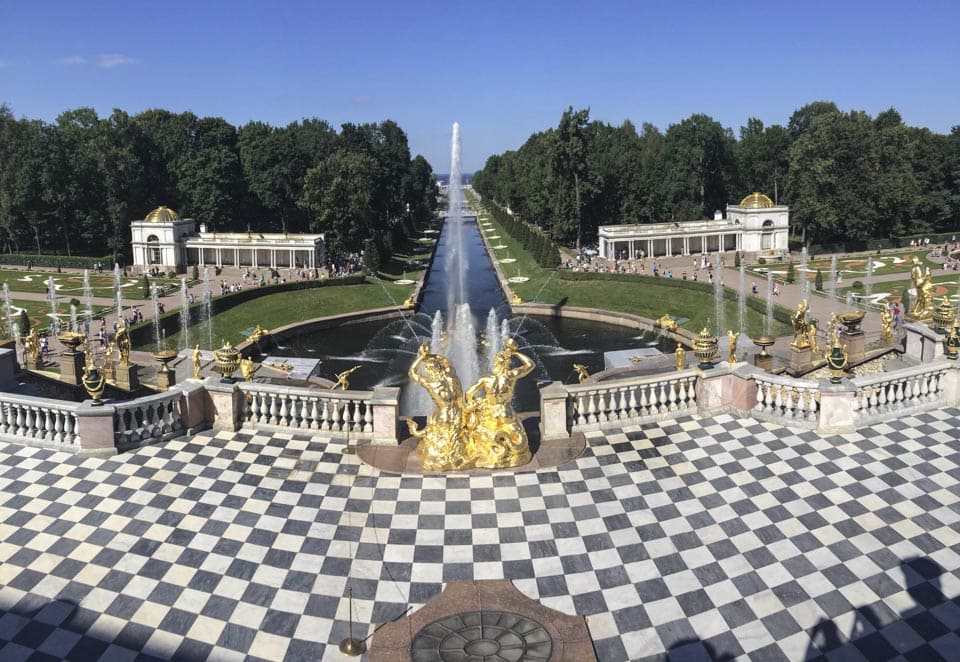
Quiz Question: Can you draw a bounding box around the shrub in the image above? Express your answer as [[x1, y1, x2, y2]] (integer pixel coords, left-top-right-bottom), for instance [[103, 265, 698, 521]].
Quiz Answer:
[[786, 261, 795, 284], [815, 269, 823, 292], [734, 252, 741, 268], [69, 297, 81, 308], [363, 239, 382, 274], [900, 288, 912, 314], [17, 310, 29, 337], [167, 271, 176, 279], [142, 275, 150, 299], [758, 257, 766, 265], [851, 280, 864, 292], [191, 265, 199, 281]]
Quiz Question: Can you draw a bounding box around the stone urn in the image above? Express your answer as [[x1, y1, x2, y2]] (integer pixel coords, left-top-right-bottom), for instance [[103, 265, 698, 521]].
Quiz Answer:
[[932, 297, 955, 334], [751, 335, 775, 357], [58, 331, 85, 353], [837, 311, 866, 336], [945, 325, 960, 360], [82, 366, 106, 405], [692, 327, 719, 369], [213, 342, 241, 382], [153, 349, 178, 375], [825, 343, 848, 384]]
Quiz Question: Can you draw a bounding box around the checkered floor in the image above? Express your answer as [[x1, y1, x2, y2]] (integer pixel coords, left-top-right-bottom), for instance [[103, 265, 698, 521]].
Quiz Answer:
[[2, 410, 960, 661]]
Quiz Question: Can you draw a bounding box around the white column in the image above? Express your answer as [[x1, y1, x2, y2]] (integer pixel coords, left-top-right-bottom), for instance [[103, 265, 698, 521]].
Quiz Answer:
[[683, 237, 689, 256], [215, 247, 222, 267]]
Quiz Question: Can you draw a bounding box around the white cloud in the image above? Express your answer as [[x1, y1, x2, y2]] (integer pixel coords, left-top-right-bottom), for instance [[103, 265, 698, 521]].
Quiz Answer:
[[98, 53, 136, 68], [58, 55, 87, 65]]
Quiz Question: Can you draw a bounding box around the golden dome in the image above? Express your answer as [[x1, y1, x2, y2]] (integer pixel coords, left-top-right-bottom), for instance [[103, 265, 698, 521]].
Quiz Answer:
[[738, 192, 775, 208], [145, 205, 180, 223]]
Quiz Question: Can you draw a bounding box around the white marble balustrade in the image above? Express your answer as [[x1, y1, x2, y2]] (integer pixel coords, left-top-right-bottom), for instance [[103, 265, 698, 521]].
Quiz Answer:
[[0, 393, 79, 448], [752, 373, 820, 427], [114, 391, 184, 447], [239, 383, 374, 437], [566, 370, 698, 431], [852, 362, 948, 423]]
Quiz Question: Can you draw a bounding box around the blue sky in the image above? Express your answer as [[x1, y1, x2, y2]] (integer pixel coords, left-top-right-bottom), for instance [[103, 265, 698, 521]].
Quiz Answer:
[[1, 1, 958, 173]]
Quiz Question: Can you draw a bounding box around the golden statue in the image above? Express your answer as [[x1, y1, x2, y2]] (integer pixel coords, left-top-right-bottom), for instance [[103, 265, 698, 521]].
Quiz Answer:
[[192, 344, 202, 379], [403, 294, 416, 308], [408, 344, 471, 471], [511, 294, 522, 305], [24, 329, 40, 366], [105, 341, 116, 380], [791, 299, 811, 349], [727, 330, 738, 364], [463, 338, 535, 469], [911, 256, 934, 318], [240, 356, 256, 382], [881, 308, 893, 341], [675, 343, 686, 371], [573, 363, 590, 383], [115, 318, 131, 366], [331, 365, 361, 391], [656, 314, 678, 333], [808, 322, 819, 355], [246, 324, 269, 342]]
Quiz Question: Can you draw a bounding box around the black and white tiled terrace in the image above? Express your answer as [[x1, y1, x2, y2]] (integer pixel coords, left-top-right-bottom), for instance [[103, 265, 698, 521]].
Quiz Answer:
[[1, 409, 960, 661]]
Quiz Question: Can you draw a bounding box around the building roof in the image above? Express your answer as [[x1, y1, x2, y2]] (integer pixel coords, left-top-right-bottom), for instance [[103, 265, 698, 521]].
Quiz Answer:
[[144, 205, 180, 223], [738, 192, 775, 208]]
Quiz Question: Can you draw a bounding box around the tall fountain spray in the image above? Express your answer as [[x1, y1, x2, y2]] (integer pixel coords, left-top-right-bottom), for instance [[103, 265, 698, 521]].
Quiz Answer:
[[82, 269, 94, 322], [765, 272, 774, 336], [70, 304, 77, 332], [2, 284, 16, 350], [865, 257, 874, 297], [737, 264, 746, 333], [46, 276, 57, 328], [829, 255, 838, 299], [799, 246, 809, 301], [483, 308, 502, 373], [179, 278, 190, 350], [445, 122, 466, 320], [713, 254, 725, 336], [151, 285, 161, 348], [202, 268, 213, 349]]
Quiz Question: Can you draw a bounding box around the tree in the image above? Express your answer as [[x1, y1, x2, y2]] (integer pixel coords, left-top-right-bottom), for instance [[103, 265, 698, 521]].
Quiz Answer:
[[662, 114, 736, 219], [299, 150, 378, 253], [551, 107, 591, 248], [815, 269, 823, 291], [362, 239, 381, 274], [786, 261, 795, 284], [17, 310, 29, 337]]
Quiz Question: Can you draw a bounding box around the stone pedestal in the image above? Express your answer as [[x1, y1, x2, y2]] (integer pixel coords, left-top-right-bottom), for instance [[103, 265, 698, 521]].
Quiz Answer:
[[206, 378, 243, 431], [60, 351, 86, 387], [115, 363, 140, 391], [789, 345, 812, 374], [75, 403, 118, 457], [754, 353, 773, 372], [817, 383, 857, 434], [370, 386, 400, 445], [156, 368, 176, 392], [540, 381, 571, 441], [904, 322, 944, 362], [840, 331, 865, 363]]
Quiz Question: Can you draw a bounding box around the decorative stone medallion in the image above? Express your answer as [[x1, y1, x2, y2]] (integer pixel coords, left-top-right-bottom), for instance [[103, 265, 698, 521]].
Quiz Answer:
[[411, 611, 552, 662]]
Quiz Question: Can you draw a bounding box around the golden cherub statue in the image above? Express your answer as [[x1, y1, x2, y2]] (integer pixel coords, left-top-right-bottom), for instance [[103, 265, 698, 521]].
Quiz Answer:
[[24, 329, 41, 366], [791, 299, 811, 349], [246, 324, 269, 342], [408, 344, 470, 471], [331, 365, 360, 390], [808, 322, 819, 355], [512, 293, 523, 305], [727, 330, 738, 364], [240, 356, 256, 382], [403, 294, 416, 308], [192, 344, 202, 379], [910, 256, 934, 318], [115, 317, 131, 366], [880, 308, 893, 341], [657, 314, 678, 332], [573, 363, 590, 383], [675, 343, 686, 371]]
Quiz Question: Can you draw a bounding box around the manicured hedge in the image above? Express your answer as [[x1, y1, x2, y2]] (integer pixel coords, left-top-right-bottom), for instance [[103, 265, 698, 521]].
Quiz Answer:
[[0, 253, 114, 269]]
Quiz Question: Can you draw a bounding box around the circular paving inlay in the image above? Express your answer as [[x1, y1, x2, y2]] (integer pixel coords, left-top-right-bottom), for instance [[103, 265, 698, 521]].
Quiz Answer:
[[411, 611, 552, 662]]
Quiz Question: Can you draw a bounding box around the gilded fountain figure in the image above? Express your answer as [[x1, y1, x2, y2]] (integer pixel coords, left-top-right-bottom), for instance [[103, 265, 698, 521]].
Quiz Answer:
[[791, 299, 811, 349], [463, 338, 535, 469], [407, 344, 470, 471], [115, 317, 131, 366]]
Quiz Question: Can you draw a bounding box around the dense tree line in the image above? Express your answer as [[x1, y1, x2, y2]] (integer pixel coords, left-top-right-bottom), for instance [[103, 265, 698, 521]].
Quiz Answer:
[[0, 105, 438, 262], [473, 104, 960, 251]]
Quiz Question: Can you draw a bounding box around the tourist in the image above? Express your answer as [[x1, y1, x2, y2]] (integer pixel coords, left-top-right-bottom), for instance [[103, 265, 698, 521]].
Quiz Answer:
[[751, 281, 757, 295], [773, 283, 781, 296]]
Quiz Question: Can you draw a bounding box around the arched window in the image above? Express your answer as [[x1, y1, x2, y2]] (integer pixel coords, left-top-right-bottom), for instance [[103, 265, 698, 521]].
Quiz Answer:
[[146, 235, 162, 264], [761, 220, 774, 250]]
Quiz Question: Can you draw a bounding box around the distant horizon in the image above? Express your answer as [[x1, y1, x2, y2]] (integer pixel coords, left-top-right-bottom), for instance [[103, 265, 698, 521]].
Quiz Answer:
[[2, 2, 957, 172]]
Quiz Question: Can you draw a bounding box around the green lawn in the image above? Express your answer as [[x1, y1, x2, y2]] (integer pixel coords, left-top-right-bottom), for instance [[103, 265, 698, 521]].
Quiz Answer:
[[747, 249, 938, 281], [2, 299, 112, 335], [138, 280, 416, 351]]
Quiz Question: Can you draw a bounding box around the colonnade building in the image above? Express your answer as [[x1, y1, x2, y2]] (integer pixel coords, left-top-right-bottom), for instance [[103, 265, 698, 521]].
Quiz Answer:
[[597, 192, 789, 260], [131, 206, 325, 273]]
